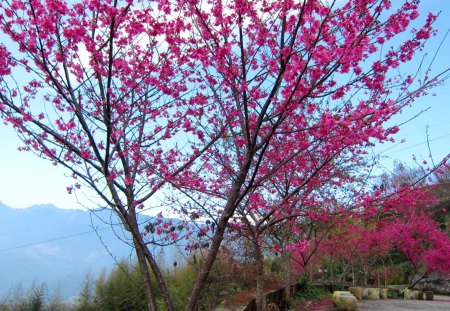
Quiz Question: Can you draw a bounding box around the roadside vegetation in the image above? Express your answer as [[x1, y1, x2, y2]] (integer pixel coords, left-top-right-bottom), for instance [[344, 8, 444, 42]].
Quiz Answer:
[[1, 164, 449, 311]]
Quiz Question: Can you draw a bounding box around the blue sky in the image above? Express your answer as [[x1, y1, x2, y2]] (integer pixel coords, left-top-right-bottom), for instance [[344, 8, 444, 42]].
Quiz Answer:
[[0, 0, 449, 210], [371, 0, 450, 171]]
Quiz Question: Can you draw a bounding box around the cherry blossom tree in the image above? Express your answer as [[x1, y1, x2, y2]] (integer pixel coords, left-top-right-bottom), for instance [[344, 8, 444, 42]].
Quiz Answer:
[[317, 183, 449, 288], [173, 0, 449, 307], [290, 223, 329, 280], [0, 1, 210, 310], [322, 221, 394, 286], [229, 163, 359, 310], [1, 0, 450, 310], [376, 162, 450, 287], [384, 208, 450, 287]]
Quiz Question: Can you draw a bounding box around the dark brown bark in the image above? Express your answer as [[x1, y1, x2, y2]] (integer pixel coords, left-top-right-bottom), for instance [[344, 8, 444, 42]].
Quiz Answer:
[[134, 237, 157, 311], [408, 272, 428, 289], [185, 168, 249, 311], [255, 242, 266, 311], [142, 239, 175, 311], [282, 250, 292, 300], [128, 208, 175, 311]]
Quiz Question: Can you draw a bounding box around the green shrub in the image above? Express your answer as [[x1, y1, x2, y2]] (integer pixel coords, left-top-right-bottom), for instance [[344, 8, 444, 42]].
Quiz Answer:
[[163, 260, 197, 310], [294, 275, 330, 301], [77, 274, 98, 311], [94, 260, 147, 311], [74, 250, 264, 311], [75, 252, 254, 311], [387, 289, 400, 299], [268, 255, 282, 274]]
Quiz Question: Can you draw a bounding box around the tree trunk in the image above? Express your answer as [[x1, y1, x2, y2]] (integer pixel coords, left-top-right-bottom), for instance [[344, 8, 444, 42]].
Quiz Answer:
[[134, 237, 157, 311], [330, 261, 334, 290], [185, 167, 249, 311], [408, 272, 428, 289], [127, 208, 174, 311], [255, 242, 266, 311], [141, 237, 175, 311], [352, 263, 355, 286], [282, 249, 292, 300], [337, 265, 347, 283]]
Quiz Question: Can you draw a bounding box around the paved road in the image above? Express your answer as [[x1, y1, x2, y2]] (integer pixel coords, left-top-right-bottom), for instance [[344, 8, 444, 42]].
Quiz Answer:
[[316, 295, 450, 311], [358, 295, 450, 311]]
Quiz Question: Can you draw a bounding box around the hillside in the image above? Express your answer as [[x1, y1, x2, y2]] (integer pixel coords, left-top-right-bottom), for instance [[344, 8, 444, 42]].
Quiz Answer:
[[0, 203, 177, 299]]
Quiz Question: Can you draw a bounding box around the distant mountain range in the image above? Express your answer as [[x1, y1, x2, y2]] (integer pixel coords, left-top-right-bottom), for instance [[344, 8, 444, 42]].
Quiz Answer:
[[0, 203, 179, 300]]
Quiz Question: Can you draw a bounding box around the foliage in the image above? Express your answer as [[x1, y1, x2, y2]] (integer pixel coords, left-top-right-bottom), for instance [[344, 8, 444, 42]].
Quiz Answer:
[[390, 213, 450, 278], [387, 289, 401, 299], [167, 250, 258, 310], [268, 255, 283, 275], [0, 283, 71, 311], [163, 259, 197, 311], [75, 253, 256, 311], [293, 275, 329, 301], [75, 260, 147, 311], [77, 274, 98, 311], [304, 180, 450, 288]]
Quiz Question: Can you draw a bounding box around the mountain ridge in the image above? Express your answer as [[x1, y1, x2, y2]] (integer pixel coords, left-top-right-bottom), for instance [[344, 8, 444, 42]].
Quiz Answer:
[[0, 203, 178, 299]]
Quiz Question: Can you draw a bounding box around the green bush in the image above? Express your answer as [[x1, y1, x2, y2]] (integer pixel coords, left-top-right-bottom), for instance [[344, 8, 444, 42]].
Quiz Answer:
[[294, 275, 330, 301], [163, 260, 197, 310], [74, 252, 255, 311], [268, 255, 282, 274], [75, 260, 147, 311], [387, 289, 400, 299]]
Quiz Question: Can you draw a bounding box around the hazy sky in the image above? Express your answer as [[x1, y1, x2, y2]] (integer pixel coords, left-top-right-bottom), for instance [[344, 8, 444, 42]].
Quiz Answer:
[[1, 1, 449, 210]]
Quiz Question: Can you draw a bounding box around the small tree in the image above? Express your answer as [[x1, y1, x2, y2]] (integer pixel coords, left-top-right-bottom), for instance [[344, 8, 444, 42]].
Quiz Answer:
[[77, 274, 98, 311]]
